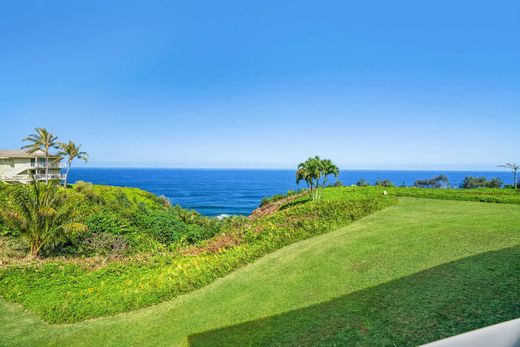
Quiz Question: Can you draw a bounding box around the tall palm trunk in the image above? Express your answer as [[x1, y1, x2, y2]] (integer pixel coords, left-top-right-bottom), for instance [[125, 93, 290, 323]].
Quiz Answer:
[[64, 161, 71, 187], [45, 154, 49, 184]]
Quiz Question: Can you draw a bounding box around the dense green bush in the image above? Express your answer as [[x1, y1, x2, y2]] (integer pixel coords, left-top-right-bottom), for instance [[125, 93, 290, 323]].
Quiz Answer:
[[461, 176, 503, 189], [356, 178, 369, 187], [375, 179, 394, 187], [134, 209, 215, 244], [414, 175, 449, 188], [0, 182, 220, 257], [85, 211, 132, 235]]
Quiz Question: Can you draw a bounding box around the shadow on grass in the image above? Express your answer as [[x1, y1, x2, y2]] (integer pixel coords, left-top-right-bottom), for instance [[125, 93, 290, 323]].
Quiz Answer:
[[279, 197, 310, 211], [189, 246, 520, 346]]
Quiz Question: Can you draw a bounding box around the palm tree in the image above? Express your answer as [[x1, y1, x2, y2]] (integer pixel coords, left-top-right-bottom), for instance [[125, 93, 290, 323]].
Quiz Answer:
[[21, 128, 59, 184], [1, 179, 87, 257], [319, 158, 339, 198], [296, 156, 340, 200], [58, 140, 88, 187], [498, 163, 519, 189]]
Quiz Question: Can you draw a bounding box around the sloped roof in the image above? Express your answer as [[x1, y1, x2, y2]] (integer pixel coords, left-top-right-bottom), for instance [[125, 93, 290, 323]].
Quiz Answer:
[[0, 149, 60, 158]]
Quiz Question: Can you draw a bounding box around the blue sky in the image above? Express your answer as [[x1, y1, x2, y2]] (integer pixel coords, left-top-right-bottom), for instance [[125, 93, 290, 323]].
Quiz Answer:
[[1, 0, 518, 169]]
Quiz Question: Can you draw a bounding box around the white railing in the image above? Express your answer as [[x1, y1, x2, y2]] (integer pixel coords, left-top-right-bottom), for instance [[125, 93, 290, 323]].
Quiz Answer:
[[30, 162, 65, 169], [1, 173, 65, 182], [34, 174, 65, 180], [3, 162, 65, 178]]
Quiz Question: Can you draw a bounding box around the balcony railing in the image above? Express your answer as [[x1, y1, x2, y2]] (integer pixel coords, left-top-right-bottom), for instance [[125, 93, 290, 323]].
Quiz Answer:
[[30, 162, 65, 169], [0, 173, 65, 182], [34, 173, 65, 180]]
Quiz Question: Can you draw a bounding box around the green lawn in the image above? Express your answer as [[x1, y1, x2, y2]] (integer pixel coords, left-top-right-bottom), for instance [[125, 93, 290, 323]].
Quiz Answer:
[[1, 197, 519, 346]]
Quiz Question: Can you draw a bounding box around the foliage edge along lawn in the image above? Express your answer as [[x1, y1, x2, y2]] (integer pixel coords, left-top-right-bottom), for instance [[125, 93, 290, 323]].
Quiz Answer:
[[1, 196, 519, 346], [0, 186, 397, 323]]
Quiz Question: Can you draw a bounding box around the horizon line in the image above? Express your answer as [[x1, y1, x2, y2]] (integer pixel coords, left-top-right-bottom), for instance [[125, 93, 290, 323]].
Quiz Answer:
[[71, 167, 508, 172]]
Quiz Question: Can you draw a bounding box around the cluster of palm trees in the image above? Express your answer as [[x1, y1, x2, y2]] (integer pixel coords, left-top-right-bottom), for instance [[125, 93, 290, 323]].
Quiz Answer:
[[0, 128, 89, 257], [296, 156, 339, 200], [22, 127, 88, 186]]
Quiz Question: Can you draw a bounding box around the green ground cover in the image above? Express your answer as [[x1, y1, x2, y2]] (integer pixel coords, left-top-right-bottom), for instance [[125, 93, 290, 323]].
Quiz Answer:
[[1, 197, 519, 346], [0, 187, 395, 323]]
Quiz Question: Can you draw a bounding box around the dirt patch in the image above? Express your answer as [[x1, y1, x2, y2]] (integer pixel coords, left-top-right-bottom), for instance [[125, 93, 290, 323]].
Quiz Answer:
[[182, 233, 241, 256], [249, 193, 306, 219]]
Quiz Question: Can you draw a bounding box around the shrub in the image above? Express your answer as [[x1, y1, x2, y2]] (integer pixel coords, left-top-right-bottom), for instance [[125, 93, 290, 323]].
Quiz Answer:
[[375, 179, 394, 187], [85, 211, 132, 235], [136, 209, 217, 245], [461, 176, 503, 189], [79, 232, 129, 257], [356, 178, 369, 187], [414, 175, 449, 188]]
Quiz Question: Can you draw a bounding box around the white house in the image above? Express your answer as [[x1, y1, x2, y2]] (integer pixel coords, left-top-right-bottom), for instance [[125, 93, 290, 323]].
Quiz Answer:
[[0, 149, 64, 183]]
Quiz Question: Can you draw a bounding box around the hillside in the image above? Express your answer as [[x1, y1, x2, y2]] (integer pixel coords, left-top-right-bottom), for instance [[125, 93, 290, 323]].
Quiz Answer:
[[1, 197, 519, 346], [0, 184, 396, 323]]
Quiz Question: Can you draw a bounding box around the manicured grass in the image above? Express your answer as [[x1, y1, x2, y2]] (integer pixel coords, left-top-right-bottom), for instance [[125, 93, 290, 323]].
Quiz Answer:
[[0, 198, 519, 346], [387, 186, 520, 204]]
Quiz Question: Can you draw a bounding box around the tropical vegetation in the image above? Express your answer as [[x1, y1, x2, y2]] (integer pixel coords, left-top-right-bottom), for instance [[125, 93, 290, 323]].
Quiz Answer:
[[1, 180, 87, 257], [0, 185, 396, 323], [22, 128, 59, 183], [1, 196, 519, 346], [58, 140, 89, 187], [1, 143, 519, 345], [296, 156, 339, 200], [461, 176, 503, 189], [414, 174, 449, 188]]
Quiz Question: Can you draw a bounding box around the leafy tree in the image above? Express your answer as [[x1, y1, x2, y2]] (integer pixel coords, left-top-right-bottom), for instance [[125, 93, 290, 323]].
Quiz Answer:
[[0, 179, 87, 257], [58, 140, 88, 187], [375, 179, 394, 187], [296, 156, 339, 200], [356, 178, 369, 187], [22, 128, 59, 184], [498, 163, 519, 189], [461, 176, 503, 189], [414, 175, 449, 188], [487, 177, 503, 188]]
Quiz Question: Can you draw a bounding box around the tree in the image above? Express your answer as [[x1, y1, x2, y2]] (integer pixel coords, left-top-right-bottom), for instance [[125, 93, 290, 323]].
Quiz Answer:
[[498, 163, 519, 189], [21, 128, 59, 184], [1, 179, 87, 257], [375, 179, 394, 187], [58, 140, 88, 187], [461, 176, 503, 189], [414, 175, 449, 188], [356, 178, 369, 187], [296, 156, 339, 200]]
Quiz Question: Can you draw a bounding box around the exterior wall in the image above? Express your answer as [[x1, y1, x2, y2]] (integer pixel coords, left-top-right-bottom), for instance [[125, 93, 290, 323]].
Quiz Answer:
[[0, 156, 64, 183], [0, 159, 8, 175]]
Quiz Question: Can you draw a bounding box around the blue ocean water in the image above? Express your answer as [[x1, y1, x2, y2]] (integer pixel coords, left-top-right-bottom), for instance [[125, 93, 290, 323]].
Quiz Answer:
[[68, 168, 512, 217]]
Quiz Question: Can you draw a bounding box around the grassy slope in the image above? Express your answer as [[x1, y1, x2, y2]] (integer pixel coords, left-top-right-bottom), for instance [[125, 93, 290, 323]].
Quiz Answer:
[[1, 197, 520, 346], [0, 187, 395, 323]]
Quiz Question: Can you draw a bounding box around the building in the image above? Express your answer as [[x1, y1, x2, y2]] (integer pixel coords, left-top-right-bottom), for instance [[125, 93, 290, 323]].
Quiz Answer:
[[0, 149, 64, 183]]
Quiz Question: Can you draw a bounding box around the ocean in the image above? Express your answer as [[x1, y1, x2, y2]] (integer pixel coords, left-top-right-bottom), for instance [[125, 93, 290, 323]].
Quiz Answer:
[[68, 168, 512, 217]]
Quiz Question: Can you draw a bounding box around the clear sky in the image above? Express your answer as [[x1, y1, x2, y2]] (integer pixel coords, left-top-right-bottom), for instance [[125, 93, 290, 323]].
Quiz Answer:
[[1, 0, 518, 169]]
